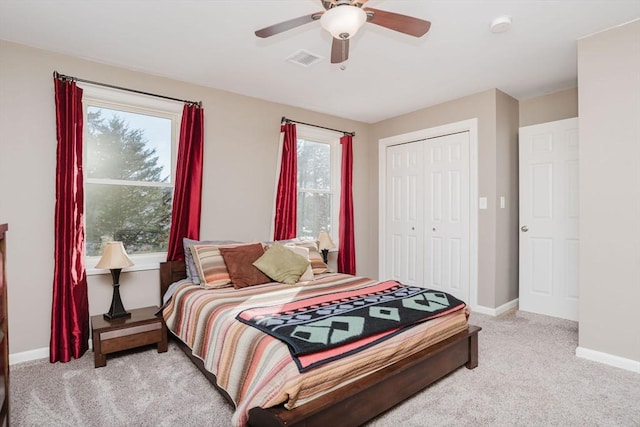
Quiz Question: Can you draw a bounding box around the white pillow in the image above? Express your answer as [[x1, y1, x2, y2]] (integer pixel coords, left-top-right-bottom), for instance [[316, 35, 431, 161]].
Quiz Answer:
[[284, 244, 314, 282]]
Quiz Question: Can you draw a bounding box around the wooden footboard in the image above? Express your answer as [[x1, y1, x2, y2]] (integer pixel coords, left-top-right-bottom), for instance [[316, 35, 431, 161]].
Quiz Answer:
[[159, 261, 481, 427], [248, 325, 480, 427]]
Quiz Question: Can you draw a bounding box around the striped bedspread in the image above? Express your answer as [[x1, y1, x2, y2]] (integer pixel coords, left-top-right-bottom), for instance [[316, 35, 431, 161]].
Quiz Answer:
[[163, 273, 469, 427]]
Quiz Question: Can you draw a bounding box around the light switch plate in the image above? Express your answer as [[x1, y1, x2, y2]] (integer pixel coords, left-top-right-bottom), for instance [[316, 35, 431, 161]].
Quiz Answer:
[[479, 197, 487, 210], [500, 196, 505, 209]]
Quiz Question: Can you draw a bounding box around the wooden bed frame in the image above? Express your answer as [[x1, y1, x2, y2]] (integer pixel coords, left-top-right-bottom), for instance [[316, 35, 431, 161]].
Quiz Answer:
[[160, 260, 481, 427]]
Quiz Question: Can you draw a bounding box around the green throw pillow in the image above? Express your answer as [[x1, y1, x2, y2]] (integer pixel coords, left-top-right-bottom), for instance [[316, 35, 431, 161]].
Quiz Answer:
[[253, 242, 309, 285]]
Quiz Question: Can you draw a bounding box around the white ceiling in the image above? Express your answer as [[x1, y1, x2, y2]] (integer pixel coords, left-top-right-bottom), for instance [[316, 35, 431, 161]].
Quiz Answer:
[[1, 0, 639, 123]]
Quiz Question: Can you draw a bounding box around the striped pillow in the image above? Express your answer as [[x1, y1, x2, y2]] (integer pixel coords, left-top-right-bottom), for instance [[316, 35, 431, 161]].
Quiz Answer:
[[183, 238, 240, 285], [190, 245, 231, 288]]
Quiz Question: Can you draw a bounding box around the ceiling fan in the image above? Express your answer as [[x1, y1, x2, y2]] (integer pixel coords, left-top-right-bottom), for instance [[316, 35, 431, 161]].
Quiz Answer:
[[255, 0, 431, 64]]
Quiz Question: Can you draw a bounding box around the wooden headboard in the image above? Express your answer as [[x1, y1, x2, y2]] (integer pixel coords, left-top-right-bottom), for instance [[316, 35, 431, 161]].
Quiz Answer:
[[159, 260, 187, 301]]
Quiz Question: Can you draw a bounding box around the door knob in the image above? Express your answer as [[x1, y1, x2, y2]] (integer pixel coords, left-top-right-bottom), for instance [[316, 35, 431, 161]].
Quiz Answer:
[[521, 225, 529, 232]]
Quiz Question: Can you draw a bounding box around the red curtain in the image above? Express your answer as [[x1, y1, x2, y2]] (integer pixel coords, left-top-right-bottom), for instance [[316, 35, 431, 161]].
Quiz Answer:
[[273, 123, 297, 240], [50, 78, 90, 363], [338, 134, 356, 274], [166, 104, 204, 261]]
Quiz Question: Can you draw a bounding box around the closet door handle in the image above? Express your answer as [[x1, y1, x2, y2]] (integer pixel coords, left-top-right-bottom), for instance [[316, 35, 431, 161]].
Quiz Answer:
[[521, 225, 529, 232]]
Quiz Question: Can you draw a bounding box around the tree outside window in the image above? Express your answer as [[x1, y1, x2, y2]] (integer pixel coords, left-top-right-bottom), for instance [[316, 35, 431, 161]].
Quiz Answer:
[[296, 129, 340, 242], [84, 105, 174, 257]]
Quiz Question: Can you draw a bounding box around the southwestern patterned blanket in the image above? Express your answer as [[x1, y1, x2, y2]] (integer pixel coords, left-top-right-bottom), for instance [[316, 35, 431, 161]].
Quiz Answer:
[[237, 280, 465, 371]]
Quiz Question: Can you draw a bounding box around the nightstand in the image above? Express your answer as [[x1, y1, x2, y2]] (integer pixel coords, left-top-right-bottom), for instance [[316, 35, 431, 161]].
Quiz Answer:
[[91, 306, 167, 368]]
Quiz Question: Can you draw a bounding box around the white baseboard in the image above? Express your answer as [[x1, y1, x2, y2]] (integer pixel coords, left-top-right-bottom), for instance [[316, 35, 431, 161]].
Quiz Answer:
[[576, 346, 640, 373], [10, 339, 93, 366], [10, 347, 49, 365], [473, 298, 519, 317]]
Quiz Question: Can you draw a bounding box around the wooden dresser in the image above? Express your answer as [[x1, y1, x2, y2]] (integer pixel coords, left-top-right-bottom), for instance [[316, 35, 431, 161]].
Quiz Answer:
[[0, 224, 8, 426]]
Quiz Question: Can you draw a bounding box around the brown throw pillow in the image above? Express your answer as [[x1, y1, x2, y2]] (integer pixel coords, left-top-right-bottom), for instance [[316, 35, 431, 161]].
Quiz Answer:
[[219, 243, 271, 289]]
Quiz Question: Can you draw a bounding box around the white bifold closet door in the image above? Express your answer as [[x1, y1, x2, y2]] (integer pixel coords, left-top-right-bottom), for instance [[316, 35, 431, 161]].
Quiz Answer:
[[385, 131, 470, 303]]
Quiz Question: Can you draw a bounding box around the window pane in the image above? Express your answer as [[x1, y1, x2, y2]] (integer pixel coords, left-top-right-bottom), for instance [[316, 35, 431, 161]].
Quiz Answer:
[[297, 139, 331, 191], [86, 106, 172, 183], [85, 183, 172, 256], [297, 192, 332, 240]]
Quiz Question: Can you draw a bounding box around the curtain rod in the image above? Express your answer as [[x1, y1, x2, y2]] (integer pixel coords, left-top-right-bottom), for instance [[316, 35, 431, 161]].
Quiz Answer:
[[53, 71, 202, 108], [281, 116, 355, 137]]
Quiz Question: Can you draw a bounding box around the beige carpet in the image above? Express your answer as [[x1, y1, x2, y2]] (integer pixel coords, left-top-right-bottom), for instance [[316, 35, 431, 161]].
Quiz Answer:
[[11, 311, 640, 426]]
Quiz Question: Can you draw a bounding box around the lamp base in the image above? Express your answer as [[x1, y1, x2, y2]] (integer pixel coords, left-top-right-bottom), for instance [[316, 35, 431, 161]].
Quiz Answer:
[[103, 272, 130, 321], [321, 248, 329, 264], [103, 311, 131, 321]]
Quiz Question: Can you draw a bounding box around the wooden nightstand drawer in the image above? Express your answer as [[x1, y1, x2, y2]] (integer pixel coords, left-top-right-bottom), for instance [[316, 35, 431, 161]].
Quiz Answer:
[[100, 321, 164, 354], [91, 306, 167, 368]]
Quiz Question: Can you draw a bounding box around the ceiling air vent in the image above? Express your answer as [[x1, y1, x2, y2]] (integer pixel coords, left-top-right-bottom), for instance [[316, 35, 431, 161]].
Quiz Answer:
[[287, 49, 324, 67]]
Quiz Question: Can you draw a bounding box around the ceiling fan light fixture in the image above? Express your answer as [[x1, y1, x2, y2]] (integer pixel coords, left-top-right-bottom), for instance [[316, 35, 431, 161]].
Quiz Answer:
[[490, 15, 512, 33], [320, 5, 367, 39]]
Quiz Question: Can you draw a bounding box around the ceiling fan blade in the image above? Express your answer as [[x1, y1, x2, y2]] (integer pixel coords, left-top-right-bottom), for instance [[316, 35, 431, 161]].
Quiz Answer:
[[331, 37, 349, 64], [255, 12, 323, 38], [364, 7, 431, 37]]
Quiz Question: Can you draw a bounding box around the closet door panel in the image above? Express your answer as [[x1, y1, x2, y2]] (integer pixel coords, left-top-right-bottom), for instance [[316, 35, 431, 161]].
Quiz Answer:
[[385, 143, 424, 286], [424, 133, 470, 302]]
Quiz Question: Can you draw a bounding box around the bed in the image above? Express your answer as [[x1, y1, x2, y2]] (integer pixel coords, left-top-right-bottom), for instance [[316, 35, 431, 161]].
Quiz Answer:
[[159, 241, 480, 427]]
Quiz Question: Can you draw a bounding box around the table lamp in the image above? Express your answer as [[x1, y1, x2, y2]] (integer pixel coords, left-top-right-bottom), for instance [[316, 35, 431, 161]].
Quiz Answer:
[[95, 241, 134, 321], [317, 231, 336, 264]]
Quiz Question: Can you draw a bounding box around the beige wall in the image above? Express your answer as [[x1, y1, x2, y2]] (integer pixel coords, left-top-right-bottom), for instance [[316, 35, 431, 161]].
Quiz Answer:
[[371, 89, 520, 309], [519, 87, 578, 127], [577, 21, 640, 362], [0, 40, 374, 354], [495, 91, 520, 305]]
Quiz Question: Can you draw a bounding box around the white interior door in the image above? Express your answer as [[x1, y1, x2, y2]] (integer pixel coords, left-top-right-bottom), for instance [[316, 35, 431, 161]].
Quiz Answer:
[[424, 132, 470, 302], [384, 132, 470, 303], [385, 142, 424, 286], [519, 118, 579, 321]]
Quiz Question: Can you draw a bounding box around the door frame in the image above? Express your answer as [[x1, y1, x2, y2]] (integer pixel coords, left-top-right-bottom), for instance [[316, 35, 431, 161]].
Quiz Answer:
[[378, 118, 479, 309]]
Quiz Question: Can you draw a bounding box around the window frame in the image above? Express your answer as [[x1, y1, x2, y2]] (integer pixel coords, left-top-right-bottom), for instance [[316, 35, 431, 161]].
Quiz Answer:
[[81, 85, 182, 274], [295, 124, 341, 247]]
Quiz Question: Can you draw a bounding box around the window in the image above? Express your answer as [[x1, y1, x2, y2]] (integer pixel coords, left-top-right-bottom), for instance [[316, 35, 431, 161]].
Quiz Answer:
[[295, 125, 341, 242], [82, 86, 181, 270]]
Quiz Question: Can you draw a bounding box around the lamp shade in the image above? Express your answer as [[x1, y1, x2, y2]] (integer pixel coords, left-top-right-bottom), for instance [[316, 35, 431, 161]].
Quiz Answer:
[[318, 231, 336, 251], [95, 242, 134, 269], [320, 5, 367, 40]]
